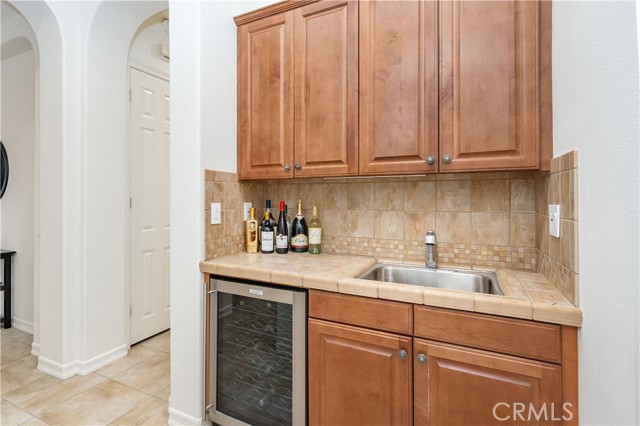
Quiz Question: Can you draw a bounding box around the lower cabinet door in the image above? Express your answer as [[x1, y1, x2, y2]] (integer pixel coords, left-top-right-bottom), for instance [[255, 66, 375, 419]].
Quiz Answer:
[[414, 339, 562, 426], [308, 319, 413, 426]]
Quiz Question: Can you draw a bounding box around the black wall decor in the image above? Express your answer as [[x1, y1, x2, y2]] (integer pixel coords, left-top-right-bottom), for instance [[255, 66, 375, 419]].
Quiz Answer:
[[0, 142, 9, 199]]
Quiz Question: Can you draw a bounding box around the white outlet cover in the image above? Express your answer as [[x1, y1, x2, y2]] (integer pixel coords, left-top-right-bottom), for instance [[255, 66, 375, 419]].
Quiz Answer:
[[549, 204, 560, 238], [243, 202, 253, 221], [211, 203, 222, 225]]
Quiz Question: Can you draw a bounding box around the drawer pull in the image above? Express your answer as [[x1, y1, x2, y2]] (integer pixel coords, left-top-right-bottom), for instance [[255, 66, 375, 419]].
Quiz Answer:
[[417, 353, 427, 364]]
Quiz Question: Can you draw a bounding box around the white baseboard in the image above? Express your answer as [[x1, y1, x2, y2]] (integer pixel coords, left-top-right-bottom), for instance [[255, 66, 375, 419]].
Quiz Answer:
[[168, 407, 203, 426], [31, 341, 40, 357], [77, 344, 128, 375], [11, 317, 34, 334], [38, 344, 128, 379]]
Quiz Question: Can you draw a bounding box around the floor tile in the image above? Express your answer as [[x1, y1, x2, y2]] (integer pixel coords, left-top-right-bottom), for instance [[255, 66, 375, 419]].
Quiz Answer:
[[1, 340, 32, 365], [138, 331, 170, 354], [112, 353, 169, 395], [1, 355, 46, 395], [108, 396, 168, 425], [18, 417, 48, 426], [1, 328, 31, 340], [153, 385, 170, 402], [4, 373, 106, 415], [17, 335, 34, 346], [38, 380, 148, 426], [1, 398, 34, 425], [96, 345, 157, 379]]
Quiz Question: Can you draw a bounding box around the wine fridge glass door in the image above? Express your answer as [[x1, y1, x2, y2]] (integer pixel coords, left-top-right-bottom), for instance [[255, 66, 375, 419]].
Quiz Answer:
[[209, 279, 306, 426]]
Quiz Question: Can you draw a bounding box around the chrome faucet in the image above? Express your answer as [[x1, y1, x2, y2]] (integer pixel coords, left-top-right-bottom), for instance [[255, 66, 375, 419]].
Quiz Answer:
[[425, 230, 437, 269]]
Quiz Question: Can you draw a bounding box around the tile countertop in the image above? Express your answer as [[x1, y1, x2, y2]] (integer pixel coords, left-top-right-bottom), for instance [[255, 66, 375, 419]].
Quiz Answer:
[[199, 253, 582, 327]]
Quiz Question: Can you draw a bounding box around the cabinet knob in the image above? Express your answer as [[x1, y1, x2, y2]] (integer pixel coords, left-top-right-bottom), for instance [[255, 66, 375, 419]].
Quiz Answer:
[[284, 164, 291, 172], [442, 155, 452, 165], [425, 156, 435, 165], [399, 350, 408, 360], [294, 163, 302, 170], [417, 353, 427, 364]]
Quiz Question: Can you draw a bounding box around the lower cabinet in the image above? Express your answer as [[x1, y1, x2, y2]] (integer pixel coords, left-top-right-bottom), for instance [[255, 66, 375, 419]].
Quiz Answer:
[[308, 290, 575, 426], [414, 339, 562, 426], [308, 319, 413, 426]]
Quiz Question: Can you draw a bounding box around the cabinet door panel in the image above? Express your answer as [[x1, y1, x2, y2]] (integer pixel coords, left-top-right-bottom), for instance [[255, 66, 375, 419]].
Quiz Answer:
[[309, 319, 412, 426], [440, 0, 539, 171], [238, 13, 294, 179], [359, 0, 438, 175], [294, 1, 357, 177], [414, 339, 562, 426]]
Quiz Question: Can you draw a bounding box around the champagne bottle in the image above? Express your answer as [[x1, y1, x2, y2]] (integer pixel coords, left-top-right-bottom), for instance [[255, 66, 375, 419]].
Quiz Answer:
[[309, 205, 322, 254], [276, 201, 288, 254], [245, 207, 258, 253], [261, 211, 274, 254], [290, 199, 309, 253], [285, 204, 292, 247]]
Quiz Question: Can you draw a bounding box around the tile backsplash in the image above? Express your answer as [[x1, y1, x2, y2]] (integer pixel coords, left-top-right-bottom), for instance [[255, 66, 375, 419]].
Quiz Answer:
[[536, 150, 579, 305], [204, 171, 539, 270]]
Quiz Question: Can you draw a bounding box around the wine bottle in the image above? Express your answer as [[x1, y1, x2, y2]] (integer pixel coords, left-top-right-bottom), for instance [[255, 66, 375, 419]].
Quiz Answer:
[[261, 211, 274, 254], [245, 207, 258, 253], [285, 204, 292, 247], [309, 205, 322, 254], [290, 199, 309, 253], [276, 201, 288, 254], [259, 200, 276, 245]]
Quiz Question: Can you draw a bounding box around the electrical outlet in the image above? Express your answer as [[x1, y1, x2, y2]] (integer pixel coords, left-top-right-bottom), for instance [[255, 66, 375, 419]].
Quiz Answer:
[[549, 204, 560, 238], [243, 202, 253, 221], [211, 203, 222, 225]]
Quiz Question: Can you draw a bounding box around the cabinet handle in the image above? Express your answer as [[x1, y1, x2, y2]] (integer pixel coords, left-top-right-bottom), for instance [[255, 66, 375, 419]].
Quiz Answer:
[[399, 350, 408, 360], [442, 155, 452, 165], [417, 353, 427, 363], [284, 164, 291, 172], [294, 163, 302, 170], [425, 156, 435, 165]]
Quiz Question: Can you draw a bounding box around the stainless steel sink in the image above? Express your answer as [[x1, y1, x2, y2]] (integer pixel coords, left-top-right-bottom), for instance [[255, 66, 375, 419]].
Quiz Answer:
[[357, 263, 503, 295]]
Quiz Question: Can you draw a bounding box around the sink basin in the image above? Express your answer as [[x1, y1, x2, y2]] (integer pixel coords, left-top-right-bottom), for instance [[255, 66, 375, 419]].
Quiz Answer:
[[357, 263, 503, 295]]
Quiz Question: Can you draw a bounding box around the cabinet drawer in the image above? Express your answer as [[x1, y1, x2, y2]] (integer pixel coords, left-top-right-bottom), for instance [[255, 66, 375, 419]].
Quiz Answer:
[[414, 306, 561, 363], [309, 290, 412, 335]]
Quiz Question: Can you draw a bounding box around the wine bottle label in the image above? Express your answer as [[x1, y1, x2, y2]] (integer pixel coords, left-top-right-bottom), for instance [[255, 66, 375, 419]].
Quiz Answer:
[[261, 232, 274, 251], [309, 228, 322, 244], [291, 234, 308, 248], [276, 234, 288, 249]]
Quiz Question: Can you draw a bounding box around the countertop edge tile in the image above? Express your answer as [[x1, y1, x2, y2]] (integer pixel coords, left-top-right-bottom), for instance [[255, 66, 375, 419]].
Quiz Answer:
[[378, 282, 424, 304], [474, 294, 534, 320], [533, 302, 583, 327], [423, 287, 475, 312], [338, 278, 379, 298]]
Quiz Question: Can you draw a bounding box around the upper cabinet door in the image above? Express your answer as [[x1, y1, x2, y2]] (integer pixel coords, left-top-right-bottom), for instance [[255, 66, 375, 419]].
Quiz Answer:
[[294, 1, 358, 177], [237, 12, 294, 179], [359, 0, 439, 175], [440, 1, 540, 172]]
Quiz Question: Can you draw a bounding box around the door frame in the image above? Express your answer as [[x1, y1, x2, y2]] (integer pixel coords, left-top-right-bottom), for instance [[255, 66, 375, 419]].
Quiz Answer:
[[125, 65, 170, 345]]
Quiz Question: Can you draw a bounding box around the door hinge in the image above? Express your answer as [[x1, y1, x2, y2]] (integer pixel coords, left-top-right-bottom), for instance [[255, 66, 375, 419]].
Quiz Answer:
[[129, 197, 132, 209], [129, 89, 132, 102], [130, 305, 132, 317]]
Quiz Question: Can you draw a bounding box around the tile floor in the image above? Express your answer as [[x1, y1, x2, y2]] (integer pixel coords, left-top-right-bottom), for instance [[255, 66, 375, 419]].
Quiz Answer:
[[1, 327, 170, 425]]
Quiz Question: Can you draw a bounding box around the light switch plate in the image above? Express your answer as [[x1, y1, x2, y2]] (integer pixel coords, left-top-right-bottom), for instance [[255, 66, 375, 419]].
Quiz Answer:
[[243, 202, 253, 221], [211, 203, 222, 225], [549, 204, 560, 238]]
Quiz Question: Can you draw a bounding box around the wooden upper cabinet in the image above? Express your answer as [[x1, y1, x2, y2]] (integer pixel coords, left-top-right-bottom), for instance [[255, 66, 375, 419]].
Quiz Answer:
[[414, 339, 562, 426], [439, 0, 541, 172], [237, 12, 294, 179], [309, 319, 413, 426], [359, 0, 439, 175], [294, 1, 358, 177]]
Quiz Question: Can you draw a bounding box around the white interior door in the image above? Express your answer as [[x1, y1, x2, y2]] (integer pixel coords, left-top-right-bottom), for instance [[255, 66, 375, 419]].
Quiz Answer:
[[130, 67, 170, 344]]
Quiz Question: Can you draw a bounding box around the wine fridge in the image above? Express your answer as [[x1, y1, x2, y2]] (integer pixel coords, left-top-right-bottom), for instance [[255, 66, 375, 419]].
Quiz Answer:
[[206, 277, 307, 426]]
